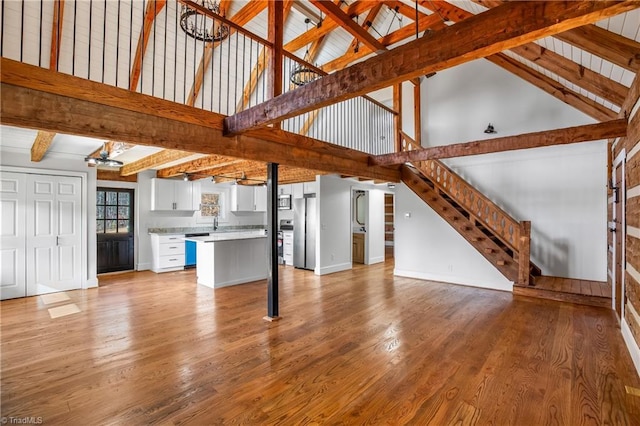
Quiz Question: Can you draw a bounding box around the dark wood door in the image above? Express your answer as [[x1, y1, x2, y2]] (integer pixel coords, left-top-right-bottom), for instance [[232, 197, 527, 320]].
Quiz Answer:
[[97, 188, 134, 274]]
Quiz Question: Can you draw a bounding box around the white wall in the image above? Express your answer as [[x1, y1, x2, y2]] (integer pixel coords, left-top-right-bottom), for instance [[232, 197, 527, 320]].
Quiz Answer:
[[395, 59, 607, 290], [366, 189, 385, 265], [0, 148, 98, 288], [316, 175, 389, 275]]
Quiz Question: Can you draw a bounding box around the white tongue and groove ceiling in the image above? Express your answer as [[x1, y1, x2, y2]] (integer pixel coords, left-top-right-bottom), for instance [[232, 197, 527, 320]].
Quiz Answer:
[[1, 0, 639, 170]]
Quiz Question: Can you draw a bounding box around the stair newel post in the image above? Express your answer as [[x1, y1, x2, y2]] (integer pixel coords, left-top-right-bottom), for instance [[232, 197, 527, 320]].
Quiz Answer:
[[518, 221, 531, 286]]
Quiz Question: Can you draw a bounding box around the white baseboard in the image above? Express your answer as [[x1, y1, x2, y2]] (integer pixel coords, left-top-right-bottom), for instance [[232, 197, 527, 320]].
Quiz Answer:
[[622, 319, 640, 377], [206, 274, 268, 289], [316, 262, 352, 276], [393, 269, 513, 293], [137, 262, 151, 271], [367, 256, 385, 265], [84, 278, 99, 289]]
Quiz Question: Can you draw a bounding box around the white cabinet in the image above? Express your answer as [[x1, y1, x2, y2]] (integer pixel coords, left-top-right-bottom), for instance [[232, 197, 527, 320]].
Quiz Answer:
[[150, 234, 185, 273], [278, 184, 292, 195], [230, 185, 267, 212], [292, 183, 304, 199], [150, 178, 195, 211], [254, 186, 267, 211], [282, 231, 294, 266], [303, 181, 317, 195]]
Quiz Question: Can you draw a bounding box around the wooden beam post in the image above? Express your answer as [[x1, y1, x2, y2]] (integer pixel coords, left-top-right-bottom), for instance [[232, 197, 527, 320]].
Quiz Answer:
[[265, 162, 281, 321], [413, 82, 422, 146], [393, 83, 402, 152], [518, 221, 531, 286], [267, 0, 284, 100], [49, 0, 65, 70]]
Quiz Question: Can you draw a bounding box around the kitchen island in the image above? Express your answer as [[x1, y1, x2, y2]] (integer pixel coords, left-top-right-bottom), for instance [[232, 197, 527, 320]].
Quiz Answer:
[[183, 231, 268, 288]]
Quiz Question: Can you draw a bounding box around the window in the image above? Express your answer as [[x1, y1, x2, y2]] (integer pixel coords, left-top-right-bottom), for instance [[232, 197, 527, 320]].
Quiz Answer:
[[96, 188, 132, 234], [200, 192, 221, 218]]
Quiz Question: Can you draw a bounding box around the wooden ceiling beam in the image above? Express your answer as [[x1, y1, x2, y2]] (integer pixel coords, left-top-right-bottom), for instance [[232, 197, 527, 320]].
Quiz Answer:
[[509, 44, 628, 107], [1, 59, 399, 182], [487, 53, 618, 122], [555, 24, 640, 73], [309, 0, 386, 53], [225, 1, 637, 134], [97, 170, 138, 183], [471, 0, 640, 72], [420, 1, 631, 108], [371, 119, 628, 165], [129, 0, 167, 91], [119, 149, 194, 176], [322, 12, 445, 73], [30, 131, 56, 162], [284, 1, 376, 53], [157, 155, 244, 178], [344, 2, 384, 56]]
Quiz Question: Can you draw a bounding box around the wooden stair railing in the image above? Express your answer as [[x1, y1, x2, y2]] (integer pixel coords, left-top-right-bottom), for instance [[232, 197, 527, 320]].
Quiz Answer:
[[399, 132, 539, 286]]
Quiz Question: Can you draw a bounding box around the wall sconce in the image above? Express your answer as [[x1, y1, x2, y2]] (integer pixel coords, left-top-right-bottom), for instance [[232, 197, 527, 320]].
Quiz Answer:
[[484, 123, 497, 134], [183, 173, 190, 182]]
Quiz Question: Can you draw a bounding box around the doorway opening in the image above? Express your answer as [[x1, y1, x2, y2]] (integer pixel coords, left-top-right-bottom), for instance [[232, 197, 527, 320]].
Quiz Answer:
[[96, 187, 134, 274], [612, 150, 625, 321]]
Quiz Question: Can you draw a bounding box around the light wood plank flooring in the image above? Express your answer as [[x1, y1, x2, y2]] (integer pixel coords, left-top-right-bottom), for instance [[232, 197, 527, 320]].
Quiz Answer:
[[2, 260, 640, 424]]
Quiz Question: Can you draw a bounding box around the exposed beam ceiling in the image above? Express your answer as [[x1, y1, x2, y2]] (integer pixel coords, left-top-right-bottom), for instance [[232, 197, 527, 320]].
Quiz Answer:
[[119, 150, 194, 176], [0, 59, 400, 182], [310, 0, 386, 53], [371, 119, 628, 165], [30, 131, 55, 162], [472, 0, 640, 72], [97, 170, 138, 183], [225, 1, 637, 134], [157, 156, 244, 178]]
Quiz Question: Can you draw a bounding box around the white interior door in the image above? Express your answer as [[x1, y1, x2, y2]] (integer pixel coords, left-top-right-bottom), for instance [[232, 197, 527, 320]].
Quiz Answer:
[[26, 174, 82, 296], [0, 172, 27, 300]]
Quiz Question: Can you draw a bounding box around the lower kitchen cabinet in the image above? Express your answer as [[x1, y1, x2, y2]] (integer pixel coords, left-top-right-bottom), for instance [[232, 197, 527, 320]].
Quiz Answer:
[[150, 234, 185, 273], [282, 231, 294, 265]]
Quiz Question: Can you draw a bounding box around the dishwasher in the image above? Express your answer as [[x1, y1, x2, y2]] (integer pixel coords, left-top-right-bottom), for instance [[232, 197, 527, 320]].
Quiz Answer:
[[184, 233, 209, 269]]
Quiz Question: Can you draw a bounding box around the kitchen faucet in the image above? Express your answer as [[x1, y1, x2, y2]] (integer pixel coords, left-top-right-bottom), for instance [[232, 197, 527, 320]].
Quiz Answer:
[[213, 216, 218, 231]]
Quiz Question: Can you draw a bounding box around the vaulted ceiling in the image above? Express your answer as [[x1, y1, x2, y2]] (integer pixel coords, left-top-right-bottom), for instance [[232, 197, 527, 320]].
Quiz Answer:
[[1, 0, 639, 183]]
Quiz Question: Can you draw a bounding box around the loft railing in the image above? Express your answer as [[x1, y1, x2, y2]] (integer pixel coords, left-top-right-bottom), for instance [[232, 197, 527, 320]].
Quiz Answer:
[[0, 0, 395, 155], [400, 132, 533, 285]]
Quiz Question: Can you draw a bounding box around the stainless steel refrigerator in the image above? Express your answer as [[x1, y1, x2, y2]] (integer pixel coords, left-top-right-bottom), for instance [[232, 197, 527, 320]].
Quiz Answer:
[[293, 195, 317, 270]]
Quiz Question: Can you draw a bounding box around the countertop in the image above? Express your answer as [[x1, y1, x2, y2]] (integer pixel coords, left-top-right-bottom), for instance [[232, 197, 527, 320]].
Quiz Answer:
[[148, 226, 265, 235], [183, 231, 267, 243]]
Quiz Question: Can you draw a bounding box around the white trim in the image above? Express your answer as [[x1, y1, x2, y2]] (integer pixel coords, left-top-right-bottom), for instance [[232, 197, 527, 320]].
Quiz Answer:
[[628, 262, 640, 285], [393, 269, 513, 292], [612, 149, 626, 320], [0, 165, 91, 290], [621, 318, 640, 377], [367, 255, 385, 265], [315, 262, 352, 275], [612, 137, 621, 151], [136, 262, 151, 271], [628, 185, 640, 199], [628, 142, 640, 160], [628, 226, 640, 239]]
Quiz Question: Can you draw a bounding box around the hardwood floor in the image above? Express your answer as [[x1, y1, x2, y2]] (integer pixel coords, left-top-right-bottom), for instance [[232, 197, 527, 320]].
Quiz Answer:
[[2, 259, 640, 424]]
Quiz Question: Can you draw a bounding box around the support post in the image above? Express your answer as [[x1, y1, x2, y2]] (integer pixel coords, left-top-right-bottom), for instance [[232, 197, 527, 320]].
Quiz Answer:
[[518, 221, 531, 286], [265, 162, 281, 321], [393, 83, 402, 152], [414, 82, 422, 146]]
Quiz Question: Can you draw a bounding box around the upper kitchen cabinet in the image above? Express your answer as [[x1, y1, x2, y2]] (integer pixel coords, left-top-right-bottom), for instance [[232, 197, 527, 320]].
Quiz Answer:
[[150, 178, 196, 211], [231, 185, 267, 212]]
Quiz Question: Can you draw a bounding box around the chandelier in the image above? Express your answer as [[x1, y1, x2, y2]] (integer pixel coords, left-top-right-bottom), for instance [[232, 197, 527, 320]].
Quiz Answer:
[[290, 65, 322, 87], [85, 143, 123, 167], [180, 0, 230, 42]]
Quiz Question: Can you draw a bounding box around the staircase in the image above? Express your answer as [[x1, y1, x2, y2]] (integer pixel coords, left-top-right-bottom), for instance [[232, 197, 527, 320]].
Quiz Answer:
[[399, 133, 541, 286]]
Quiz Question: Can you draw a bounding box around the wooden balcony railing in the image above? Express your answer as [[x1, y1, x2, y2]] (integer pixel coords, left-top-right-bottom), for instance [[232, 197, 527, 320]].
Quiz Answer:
[[400, 132, 526, 256]]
